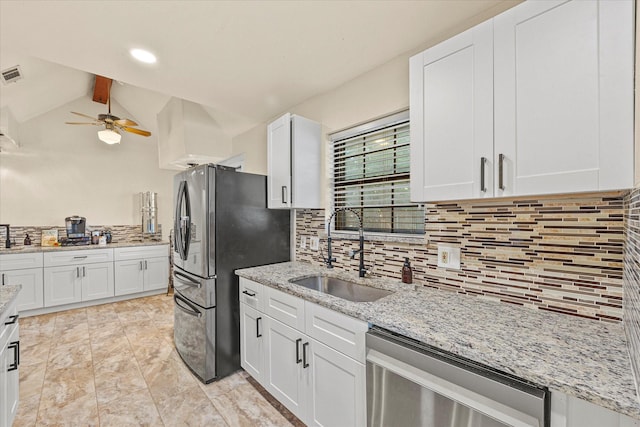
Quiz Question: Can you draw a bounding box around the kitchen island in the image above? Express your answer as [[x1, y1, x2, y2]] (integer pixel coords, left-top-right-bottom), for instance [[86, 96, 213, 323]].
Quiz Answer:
[[236, 261, 640, 421]]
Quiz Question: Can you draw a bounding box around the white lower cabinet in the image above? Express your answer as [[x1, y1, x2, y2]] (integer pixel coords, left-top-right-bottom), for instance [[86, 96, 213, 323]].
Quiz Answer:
[[114, 246, 169, 296], [44, 262, 114, 306], [0, 298, 19, 427], [239, 278, 367, 426], [44, 248, 114, 307], [0, 252, 44, 311]]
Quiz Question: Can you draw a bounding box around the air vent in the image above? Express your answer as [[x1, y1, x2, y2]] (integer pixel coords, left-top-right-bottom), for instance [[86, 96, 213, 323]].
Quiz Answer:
[[1, 65, 23, 85]]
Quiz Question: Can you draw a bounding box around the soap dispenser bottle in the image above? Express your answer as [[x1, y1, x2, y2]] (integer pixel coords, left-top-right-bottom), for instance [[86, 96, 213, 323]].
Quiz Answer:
[[402, 257, 413, 284]]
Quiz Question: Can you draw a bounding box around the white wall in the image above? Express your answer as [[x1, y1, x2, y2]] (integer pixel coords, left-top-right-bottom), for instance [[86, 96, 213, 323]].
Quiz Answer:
[[0, 96, 174, 237]]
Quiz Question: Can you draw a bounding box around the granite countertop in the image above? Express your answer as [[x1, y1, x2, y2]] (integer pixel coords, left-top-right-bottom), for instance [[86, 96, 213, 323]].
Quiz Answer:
[[0, 240, 169, 255], [0, 285, 21, 319], [236, 261, 640, 420]]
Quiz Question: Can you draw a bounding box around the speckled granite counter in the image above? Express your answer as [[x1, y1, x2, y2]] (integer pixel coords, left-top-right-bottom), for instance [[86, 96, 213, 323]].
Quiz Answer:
[[0, 241, 168, 255], [236, 261, 640, 420], [0, 285, 21, 318]]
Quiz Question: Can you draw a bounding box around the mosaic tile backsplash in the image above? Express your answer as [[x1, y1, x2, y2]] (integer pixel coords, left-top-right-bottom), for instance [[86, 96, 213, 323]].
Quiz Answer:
[[624, 186, 640, 394], [296, 192, 626, 323], [0, 224, 163, 248]]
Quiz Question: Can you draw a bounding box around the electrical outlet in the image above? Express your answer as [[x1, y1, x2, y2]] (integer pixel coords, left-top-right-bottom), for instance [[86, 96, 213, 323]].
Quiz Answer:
[[309, 236, 320, 251], [437, 245, 461, 270], [300, 236, 307, 249]]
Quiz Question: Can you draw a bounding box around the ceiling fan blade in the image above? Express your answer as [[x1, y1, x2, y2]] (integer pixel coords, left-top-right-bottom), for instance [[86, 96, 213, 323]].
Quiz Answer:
[[121, 127, 152, 137], [71, 111, 100, 121], [65, 122, 103, 125], [114, 118, 138, 127]]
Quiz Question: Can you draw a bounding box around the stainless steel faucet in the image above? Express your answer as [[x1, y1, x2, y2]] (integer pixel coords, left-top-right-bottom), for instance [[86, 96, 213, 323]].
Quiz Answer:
[[325, 208, 367, 278], [0, 224, 11, 248]]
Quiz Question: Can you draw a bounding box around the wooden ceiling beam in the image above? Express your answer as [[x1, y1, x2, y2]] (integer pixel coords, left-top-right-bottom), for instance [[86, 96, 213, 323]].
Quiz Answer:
[[92, 75, 112, 104]]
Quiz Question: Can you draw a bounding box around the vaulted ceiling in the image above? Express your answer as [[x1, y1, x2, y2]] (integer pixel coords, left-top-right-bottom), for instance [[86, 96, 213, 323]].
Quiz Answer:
[[0, 1, 517, 139]]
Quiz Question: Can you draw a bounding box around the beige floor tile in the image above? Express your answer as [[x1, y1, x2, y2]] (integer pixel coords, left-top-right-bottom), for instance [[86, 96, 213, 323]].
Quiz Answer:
[[36, 393, 99, 426], [13, 392, 40, 427], [90, 335, 131, 364], [97, 388, 163, 427], [154, 384, 228, 427], [39, 367, 96, 411], [47, 341, 93, 371], [20, 313, 56, 334], [211, 382, 293, 427], [130, 336, 174, 367], [19, 361, 47, 399], [198, 370, 250, 399], [94, 366, 148, 405], [53, 308, 87, 326], [143, 352, 199, 398], [19, 334, 52, 366], [51, 323, 90, 348]]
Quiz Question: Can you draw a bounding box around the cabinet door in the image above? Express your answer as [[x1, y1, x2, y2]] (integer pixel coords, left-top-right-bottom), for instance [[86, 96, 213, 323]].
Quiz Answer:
[[240, 303, 265, 384], [0, 325, 8, 427], [5, 326, 19, 427], [290, 115, 322, 209], [267, 113, 292, 209], [114, 259, 144, 296], [82, 262, 114, 301], [264, 317, 309, 420], [494, 0, 634, 196], [44, 265, 82, 307], [143, 256, 169, 291], [410, 20, 493, 202], [306, 338, 365, 427], [3, 268, 44, 311]]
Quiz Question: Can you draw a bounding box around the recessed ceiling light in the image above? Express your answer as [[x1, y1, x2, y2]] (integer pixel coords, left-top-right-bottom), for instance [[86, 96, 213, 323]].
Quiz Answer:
[[130, 48, 157, 64]]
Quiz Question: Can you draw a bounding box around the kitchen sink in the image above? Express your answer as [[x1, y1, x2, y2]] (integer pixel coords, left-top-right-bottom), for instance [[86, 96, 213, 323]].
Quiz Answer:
[[289, 275, 393, 302]]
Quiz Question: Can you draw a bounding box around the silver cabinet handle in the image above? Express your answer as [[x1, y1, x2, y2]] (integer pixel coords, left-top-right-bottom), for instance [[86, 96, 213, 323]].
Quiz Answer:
[[140, 261, 143, 270], [281, 185, 288, 204], [144, 260, 148, 270], [498, 154, 505, 191], [76, 267, 80, 278], [480, 157, 487, 193], [73, 255, 87, 259], [1, 273, 4, 286], [83, 266, 86, 277]]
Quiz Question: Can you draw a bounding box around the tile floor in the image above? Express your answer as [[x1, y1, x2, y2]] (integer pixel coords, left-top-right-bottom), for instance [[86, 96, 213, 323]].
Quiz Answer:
[[14, 294, 300, 426]]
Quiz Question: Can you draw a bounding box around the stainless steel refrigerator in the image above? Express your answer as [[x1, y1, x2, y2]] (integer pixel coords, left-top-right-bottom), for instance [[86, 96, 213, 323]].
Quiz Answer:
[[172, 164, 290, 383]]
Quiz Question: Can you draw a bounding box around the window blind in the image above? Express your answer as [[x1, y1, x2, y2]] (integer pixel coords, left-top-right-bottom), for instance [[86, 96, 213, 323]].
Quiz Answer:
[[331, 117, 424, 234]]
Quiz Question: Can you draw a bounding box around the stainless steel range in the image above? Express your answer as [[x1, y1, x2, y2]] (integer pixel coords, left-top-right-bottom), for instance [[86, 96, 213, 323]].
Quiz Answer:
[[172, 164, 290, 383]]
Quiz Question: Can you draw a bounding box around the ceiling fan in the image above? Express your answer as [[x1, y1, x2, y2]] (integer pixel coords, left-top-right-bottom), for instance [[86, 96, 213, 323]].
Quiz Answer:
[[65, 76, 151, 144]]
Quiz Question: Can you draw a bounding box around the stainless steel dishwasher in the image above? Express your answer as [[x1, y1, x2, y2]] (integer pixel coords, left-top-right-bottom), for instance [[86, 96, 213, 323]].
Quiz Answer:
[[366, 327, 550, 427]]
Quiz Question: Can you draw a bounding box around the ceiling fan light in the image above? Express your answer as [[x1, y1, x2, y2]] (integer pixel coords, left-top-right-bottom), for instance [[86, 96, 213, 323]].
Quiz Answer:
[[98, 129, 121, 144]]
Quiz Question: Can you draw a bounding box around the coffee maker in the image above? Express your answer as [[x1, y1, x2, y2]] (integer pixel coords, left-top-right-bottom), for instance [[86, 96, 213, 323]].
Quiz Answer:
[[60, 216, 90, 246]]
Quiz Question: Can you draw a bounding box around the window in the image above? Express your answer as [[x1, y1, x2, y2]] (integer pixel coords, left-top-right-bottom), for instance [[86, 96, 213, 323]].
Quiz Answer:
[[331, 111, 424, 235]]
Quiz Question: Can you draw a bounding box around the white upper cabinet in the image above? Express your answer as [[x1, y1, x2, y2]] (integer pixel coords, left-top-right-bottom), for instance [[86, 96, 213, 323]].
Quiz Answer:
[[410, 20, 494, 202], [267, 113, 322, 209], [410, 0, 634, 202]]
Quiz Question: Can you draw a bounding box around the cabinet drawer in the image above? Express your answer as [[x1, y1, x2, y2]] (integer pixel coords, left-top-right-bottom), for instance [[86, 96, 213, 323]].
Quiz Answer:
[[0, 298, 18, 344], [305, 302, 368, 363], [265, 286, 305, 332], [239, 278, 265, 312], [114, 245, 169, 261], [44, 248, 113, 266], [0, 252, 43, 270]]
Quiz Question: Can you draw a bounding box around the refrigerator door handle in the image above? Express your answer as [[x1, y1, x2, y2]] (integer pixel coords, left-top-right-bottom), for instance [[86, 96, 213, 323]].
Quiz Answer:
[[174, 293, 202, 318], [175, 180, 192, 261], [174, 270, 202, 289]]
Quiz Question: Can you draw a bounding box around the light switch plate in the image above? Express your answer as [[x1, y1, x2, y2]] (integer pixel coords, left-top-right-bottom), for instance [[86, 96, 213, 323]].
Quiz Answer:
[[300, 236, 307, 249], [309, 236, 319, 251], [437, 245, 461, 270]]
